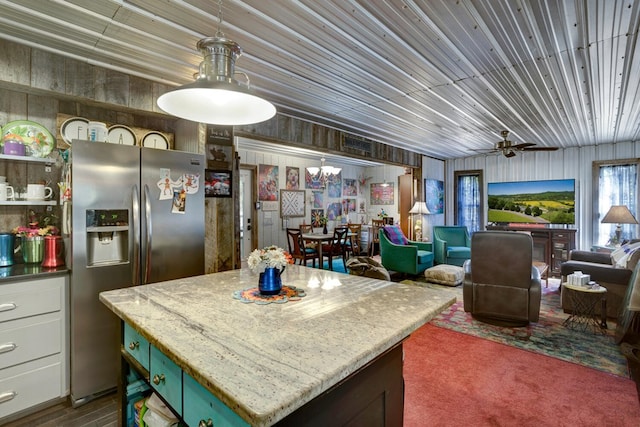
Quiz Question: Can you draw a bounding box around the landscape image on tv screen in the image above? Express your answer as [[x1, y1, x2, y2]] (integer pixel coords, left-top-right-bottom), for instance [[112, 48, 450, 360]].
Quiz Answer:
[[487, 179, 575, 225]]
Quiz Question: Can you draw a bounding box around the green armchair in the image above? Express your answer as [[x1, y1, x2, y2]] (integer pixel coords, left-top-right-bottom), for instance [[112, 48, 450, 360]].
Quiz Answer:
[[379, 227, 434, 275], [433, 226, 471, 266]]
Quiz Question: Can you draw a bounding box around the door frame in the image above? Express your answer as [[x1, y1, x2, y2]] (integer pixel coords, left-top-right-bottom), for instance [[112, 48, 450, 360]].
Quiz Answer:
[[240, 164, 258, 256]]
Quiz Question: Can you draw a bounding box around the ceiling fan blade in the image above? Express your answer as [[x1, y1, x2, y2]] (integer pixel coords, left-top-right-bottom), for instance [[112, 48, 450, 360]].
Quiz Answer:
[[471, 148, 498, 153], [512, 142, 536, 149], [504, 150, 516, 158], [521, 146, 559, 151]]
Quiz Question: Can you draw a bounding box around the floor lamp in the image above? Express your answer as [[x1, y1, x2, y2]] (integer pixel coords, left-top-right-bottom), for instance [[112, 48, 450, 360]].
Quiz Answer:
[[409, 201, 431, 241], [601, 205, 638, 246]]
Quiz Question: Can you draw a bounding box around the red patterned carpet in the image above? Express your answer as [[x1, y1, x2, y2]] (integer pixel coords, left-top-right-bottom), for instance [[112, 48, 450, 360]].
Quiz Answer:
[[403, 324, 640, 426]]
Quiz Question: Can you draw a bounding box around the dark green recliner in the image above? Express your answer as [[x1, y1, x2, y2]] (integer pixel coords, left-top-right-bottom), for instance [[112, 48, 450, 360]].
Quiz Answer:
[[379, 227, 434, 276], [433, 226, 471, 266]]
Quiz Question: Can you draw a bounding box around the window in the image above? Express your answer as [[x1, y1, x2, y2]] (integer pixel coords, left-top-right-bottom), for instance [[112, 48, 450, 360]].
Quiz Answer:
[[594, 160, 638, 245], [454, 170, 483, 234]]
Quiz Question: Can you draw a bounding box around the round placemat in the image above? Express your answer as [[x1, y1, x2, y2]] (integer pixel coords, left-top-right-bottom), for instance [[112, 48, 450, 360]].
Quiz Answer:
[[233, 285, 306, 304]]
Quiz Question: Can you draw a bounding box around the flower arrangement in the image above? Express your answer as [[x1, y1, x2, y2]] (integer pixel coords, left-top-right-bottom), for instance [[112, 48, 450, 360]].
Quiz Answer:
[[377, 208, 388, 219], [247, 245, 293, 273], [13, 224, 59, 237]]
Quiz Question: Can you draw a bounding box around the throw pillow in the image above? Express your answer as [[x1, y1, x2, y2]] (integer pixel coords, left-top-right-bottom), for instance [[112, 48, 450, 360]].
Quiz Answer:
[[611, 242, 640, 269], [383, 225, 408, 245]]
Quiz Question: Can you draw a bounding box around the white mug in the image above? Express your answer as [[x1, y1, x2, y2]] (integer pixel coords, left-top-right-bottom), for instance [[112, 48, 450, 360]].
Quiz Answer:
[[0, 176, 6, 182], [0, 183, 14, 201], [26, 184, 53, 201]]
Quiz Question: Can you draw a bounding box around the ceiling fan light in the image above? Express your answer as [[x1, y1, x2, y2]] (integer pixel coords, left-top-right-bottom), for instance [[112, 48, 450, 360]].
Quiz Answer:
[[157, 37, 276, 125]]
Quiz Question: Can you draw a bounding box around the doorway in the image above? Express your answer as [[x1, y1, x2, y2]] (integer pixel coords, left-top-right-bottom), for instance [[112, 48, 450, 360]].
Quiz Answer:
[[239, 166, 257, 258]]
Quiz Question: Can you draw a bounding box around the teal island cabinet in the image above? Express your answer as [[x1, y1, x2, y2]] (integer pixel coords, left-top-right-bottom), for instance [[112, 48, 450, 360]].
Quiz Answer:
[[99, 265, 455, 426]]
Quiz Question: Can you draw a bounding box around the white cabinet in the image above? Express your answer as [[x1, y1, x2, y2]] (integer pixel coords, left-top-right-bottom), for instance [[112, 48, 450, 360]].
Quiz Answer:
[[0, 275, 68, 421]]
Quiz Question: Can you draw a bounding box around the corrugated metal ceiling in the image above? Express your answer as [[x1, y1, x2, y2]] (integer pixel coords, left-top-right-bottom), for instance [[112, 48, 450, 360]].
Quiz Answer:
[[0, 0, 638, 160]]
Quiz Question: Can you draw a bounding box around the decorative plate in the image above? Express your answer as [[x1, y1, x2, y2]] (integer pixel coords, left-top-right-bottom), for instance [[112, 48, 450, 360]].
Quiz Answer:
[[60, 117, 89, 145], [107, 124, 137, 146], [141, 131, 169, 150], [2, 120, 55, 158]]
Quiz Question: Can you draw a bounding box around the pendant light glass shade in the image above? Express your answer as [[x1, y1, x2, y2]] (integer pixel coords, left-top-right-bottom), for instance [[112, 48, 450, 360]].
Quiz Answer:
[[157, 37, 276, 125]]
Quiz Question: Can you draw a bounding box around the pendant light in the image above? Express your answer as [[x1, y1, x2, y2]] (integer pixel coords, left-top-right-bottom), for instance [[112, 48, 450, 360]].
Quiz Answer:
[[306, 157, 341, 189], [157, 1, 276, 125]]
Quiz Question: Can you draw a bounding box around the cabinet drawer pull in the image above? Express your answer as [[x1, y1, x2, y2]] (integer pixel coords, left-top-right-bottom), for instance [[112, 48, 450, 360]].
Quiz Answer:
[[199, 419, 214, 427], [0, 343, 17, 354], [152, 374, 165, 385], [0, 303, 16, 312], [128, 341, 140, 351], [0, 391, 17, 404]]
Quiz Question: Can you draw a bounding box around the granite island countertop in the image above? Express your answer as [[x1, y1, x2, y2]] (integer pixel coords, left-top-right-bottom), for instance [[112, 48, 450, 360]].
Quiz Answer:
[[99, 265, 455, 426]]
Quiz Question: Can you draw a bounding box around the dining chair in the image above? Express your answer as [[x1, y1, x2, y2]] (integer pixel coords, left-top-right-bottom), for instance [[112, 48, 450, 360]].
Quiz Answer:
[[299, 224, 317, 250], [346, 223, 362, 256], [299, 224, 313, 234], [369, 219, 385, 256], [321, 227, 349, 271], [286, 228, 319, 267]]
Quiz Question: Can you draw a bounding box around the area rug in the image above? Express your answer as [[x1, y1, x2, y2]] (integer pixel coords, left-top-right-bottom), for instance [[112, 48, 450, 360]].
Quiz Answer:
[[406, 280, 628, 377], [403, 324, 640, 427]]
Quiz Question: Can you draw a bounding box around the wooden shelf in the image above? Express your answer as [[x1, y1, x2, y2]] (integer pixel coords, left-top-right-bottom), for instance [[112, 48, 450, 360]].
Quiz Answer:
[[0, 200, 56, 206], [0, 154, 55, 164]]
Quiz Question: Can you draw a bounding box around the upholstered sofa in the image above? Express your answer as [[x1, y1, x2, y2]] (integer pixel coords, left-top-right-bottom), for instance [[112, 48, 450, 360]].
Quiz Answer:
[[433, 226, 471, 266], [560, 248, 640, 318], [379, 226, 434, 276]]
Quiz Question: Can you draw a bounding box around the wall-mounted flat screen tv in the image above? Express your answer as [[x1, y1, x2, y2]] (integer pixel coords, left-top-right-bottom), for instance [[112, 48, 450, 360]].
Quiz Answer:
[[487, 179, 575, 225]]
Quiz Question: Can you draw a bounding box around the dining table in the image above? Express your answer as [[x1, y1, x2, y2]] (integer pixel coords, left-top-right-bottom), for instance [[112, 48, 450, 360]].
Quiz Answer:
[[301, 232, 335, 269], [302, 231, 356, 269]]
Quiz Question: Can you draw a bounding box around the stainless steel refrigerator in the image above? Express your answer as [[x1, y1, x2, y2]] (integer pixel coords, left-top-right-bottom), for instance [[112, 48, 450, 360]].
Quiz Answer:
[[69, 140, 205, 405]]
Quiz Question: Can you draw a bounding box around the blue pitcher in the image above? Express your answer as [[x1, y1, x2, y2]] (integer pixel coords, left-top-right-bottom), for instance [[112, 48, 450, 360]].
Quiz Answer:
[[0, 233, 16, 267], [259, 267, 284, 295]]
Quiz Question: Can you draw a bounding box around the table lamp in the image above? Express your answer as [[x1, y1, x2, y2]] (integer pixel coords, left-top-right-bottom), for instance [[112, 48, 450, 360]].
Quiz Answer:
[[409, 201, 430, 241], [601, 205, 638, 245]]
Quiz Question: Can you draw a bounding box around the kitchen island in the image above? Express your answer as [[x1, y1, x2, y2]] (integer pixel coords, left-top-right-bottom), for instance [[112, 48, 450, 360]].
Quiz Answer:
[[99, 265, 455, 426]]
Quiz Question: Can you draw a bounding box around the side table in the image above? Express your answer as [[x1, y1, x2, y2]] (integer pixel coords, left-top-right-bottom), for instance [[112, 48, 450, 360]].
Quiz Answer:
[[562, 282, 608, 334]]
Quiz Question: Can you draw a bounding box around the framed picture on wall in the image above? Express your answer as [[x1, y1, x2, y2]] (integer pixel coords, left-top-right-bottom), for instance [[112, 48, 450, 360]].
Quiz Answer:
[[370, 183, 394, 205], [286, 166, 300, 190], [259, 164, 279, 201], [280, 190, 306, 217], [206, 144, 233, 169], [204, 169, 232, 197], [425, 179, 444, 214]]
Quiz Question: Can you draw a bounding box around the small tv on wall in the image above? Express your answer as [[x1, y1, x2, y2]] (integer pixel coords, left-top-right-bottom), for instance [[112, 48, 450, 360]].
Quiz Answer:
[[487, 179, 576, 225]]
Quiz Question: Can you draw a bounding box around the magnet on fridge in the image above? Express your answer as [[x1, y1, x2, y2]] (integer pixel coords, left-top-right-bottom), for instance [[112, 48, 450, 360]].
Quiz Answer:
[[171, 190, 186, 214]]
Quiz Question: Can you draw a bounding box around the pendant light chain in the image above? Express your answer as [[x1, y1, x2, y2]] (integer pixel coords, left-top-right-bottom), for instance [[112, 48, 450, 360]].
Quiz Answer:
[[215, 0, 224, 37]]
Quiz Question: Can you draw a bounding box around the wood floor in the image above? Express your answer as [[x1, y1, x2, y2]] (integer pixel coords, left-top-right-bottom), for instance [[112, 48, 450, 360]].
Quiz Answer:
[[3, 392, 118, 427]]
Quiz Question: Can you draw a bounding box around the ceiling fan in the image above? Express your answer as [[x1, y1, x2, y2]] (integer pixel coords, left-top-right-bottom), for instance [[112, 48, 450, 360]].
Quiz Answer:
[[476, 130, 559, 158]]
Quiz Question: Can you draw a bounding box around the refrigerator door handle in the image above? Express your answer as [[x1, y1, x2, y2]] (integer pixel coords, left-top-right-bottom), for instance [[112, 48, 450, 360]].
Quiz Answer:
[[143, 184, 152, 284], [132, 185, 141, 286]]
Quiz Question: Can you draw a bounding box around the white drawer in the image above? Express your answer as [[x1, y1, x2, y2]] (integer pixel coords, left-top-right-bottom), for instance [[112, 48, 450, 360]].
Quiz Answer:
[[0, 313, 62, 370], [0, 359, 63, 419], [0, 277, 64, 323]]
